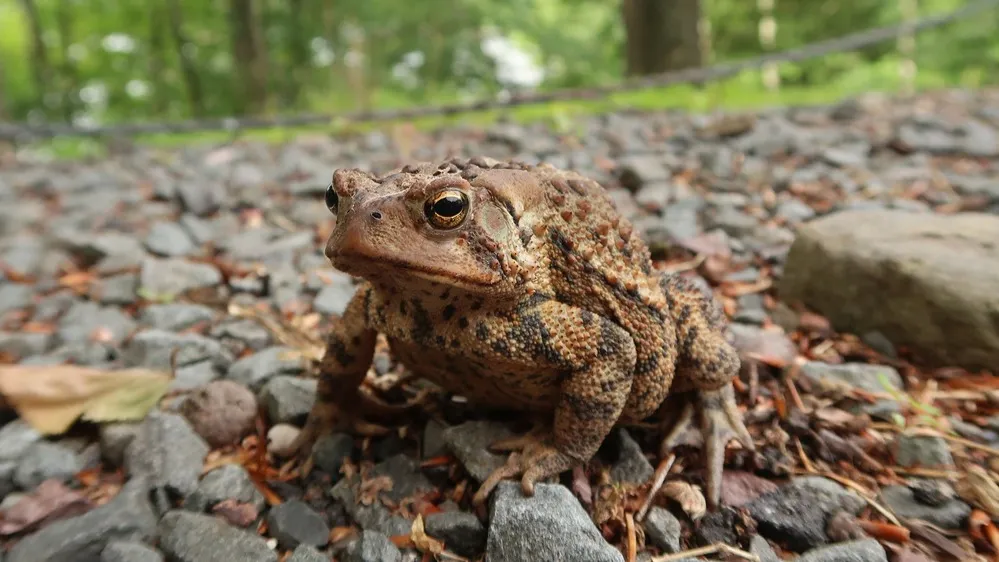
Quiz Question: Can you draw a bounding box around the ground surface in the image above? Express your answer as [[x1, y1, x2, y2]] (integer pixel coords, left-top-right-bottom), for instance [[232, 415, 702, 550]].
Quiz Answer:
[[0, 88, 998, 562]]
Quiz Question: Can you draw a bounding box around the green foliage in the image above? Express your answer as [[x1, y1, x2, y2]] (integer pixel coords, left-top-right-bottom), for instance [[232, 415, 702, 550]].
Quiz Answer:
[[0, 0, 997, 126]]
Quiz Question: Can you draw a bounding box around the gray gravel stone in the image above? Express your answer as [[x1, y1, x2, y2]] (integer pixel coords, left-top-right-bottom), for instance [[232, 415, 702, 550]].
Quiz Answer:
[[99, 423, 142, 468], [227, 346, 307, 391], [442, 420, 515, 482], [123, 329, 232, 371], [55, 300, 136, 345], [0, 331, 51, 359], [879, 484, 970, 528], [642, 506, 681, 553], [144, 221, 196, 257], [124, 412, 210, 500], [97, 273, 139, 305], [184, 463, 265, 513], [895, 432, 954, 468], [101, 541, 164, 562], [795, 538, 887, 562], [158, 510, 277, 562], [799, 361, 904, 420], [330, 454, 434, 537], [176, 182, 224, 217], [745, 476, 865, 552], [13, 441, 83, 490], [138, 303, 216, 331], [749, 535, 780, 562], [210, 318, 272, 351], [312, 433, 355, 478], [342, 530, 402, 562], [138, 257, 221, 297], [606, 428, 654, 485], [487, 482, 624, 562], [313, 274, 358, 316], [260, 375, 317, 424], [266, 499, 330, 549], [286, 545, 327, 562], [6, 477, 157, 562], [425, 511, 487, 557], [0, 284, 32, 315], [171, 360, 221, 391]]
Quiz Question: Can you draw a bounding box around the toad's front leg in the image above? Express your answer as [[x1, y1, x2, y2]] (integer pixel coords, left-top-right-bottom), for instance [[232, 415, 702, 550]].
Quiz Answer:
[[291, 285, 417, 461], [470, 303, 637, 506]]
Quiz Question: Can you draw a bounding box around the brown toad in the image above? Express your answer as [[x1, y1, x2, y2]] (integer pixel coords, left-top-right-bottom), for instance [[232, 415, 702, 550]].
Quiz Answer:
[[291, 157, 754, 508]]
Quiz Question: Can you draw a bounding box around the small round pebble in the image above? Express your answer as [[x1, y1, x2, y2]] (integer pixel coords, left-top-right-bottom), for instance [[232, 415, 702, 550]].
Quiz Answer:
[[267, 423, 301, 458], [179, 380, 258, 448]]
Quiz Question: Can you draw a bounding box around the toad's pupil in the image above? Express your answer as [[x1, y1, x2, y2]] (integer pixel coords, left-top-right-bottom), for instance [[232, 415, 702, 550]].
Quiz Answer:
[[325, 184, 338, 211], [434, 195, 464, 217]]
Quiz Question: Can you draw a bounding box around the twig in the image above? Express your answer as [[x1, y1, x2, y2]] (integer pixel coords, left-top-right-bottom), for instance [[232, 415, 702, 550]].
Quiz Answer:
[[662, 254, 705, 274], [651, 543, 760, 562], [794, 437, 816, 473], [637, 454, 675, 522], [625, 512, 637, 562]]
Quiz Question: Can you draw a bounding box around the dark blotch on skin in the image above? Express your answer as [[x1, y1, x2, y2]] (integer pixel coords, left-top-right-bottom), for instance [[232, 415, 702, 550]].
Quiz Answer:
[[328, 337, 355, 367], [442, 304, 457, 321]]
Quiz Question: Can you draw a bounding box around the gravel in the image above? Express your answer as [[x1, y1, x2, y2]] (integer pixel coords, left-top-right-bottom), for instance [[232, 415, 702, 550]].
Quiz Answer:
[[2, 88, 998, 560]]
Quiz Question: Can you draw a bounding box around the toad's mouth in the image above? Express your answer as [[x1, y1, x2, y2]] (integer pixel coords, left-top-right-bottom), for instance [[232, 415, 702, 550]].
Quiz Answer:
[[329, 250, 502, 288]]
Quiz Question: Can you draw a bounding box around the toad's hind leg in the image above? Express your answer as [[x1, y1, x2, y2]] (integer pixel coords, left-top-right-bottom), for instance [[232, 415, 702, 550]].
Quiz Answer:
[[656, 273, 755, 509]]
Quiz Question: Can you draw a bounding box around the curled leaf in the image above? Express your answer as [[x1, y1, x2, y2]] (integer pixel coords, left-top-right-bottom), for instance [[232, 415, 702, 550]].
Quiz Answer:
[[0, 479, 92, 535], [661, 480, 706, 521], [0, 365, 172, 435], [410, 514, 445, 556]]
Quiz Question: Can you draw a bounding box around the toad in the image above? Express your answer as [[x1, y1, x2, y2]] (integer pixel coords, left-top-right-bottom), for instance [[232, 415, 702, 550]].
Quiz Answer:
[[291, 157, 755, 508]]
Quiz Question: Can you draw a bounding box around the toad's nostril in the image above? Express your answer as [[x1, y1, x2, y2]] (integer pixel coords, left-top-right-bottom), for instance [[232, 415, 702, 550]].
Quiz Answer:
[[370, 211, 383, 220]]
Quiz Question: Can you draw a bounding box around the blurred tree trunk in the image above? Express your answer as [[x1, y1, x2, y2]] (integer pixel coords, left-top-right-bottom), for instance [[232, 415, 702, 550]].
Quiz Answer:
[[164, 0, 206, 116], [282, 0, 309, 108], [148, 4, 168, 115], [16, 0, 56, 116], [229, 0, 269, 115], [53, 2, 81, 121], [621, 0, 704, 76]]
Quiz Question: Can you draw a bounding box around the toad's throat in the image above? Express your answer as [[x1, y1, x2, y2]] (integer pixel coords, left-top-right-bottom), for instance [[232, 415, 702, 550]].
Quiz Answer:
[[330, 251, 501, 287]]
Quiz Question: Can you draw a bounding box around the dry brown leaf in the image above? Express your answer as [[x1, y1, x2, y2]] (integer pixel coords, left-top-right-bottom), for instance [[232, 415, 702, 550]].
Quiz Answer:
[[358, 475, 393, 506], [813, 407, 859, 429], [211, 498, 259, 527], [661, 481, 706, 521], [956, 465, 999, 520], [0, 479, 92, 535], [0, 365, 172, 434], [410, 513, 445, 556]]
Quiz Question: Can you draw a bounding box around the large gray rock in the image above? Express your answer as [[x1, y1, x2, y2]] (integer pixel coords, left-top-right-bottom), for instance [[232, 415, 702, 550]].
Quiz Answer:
[[779, 210, 999, 372], [486, 482, 624, 562], [158, 510, 277, 562], [6, 477, 157, 562]]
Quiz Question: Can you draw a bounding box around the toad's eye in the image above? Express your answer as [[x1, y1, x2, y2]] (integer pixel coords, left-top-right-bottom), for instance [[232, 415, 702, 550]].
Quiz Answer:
[[424, 189, 469, 229], [325, 183, 338, 214]]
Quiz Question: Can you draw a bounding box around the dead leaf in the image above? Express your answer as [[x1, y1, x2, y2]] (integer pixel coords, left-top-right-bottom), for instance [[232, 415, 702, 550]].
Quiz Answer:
[[0, 365, 173, 434], [410, 514, 445, 556], [956, 465, 999, 520], [661, 481, 706, 521], [0, 479, 92, 535], [211, 498, 259, 527], [358, 475, 393, 506]]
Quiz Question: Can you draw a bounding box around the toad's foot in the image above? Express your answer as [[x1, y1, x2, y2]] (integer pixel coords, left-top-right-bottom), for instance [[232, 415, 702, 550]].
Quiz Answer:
[[289, 389, 429, 461], [658, 383, 755, 509], [471, 427, 578, 506]]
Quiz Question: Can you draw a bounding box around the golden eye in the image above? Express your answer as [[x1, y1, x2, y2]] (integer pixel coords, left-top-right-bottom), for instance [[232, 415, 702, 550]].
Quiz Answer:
[[424, 189, 469, 229]]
